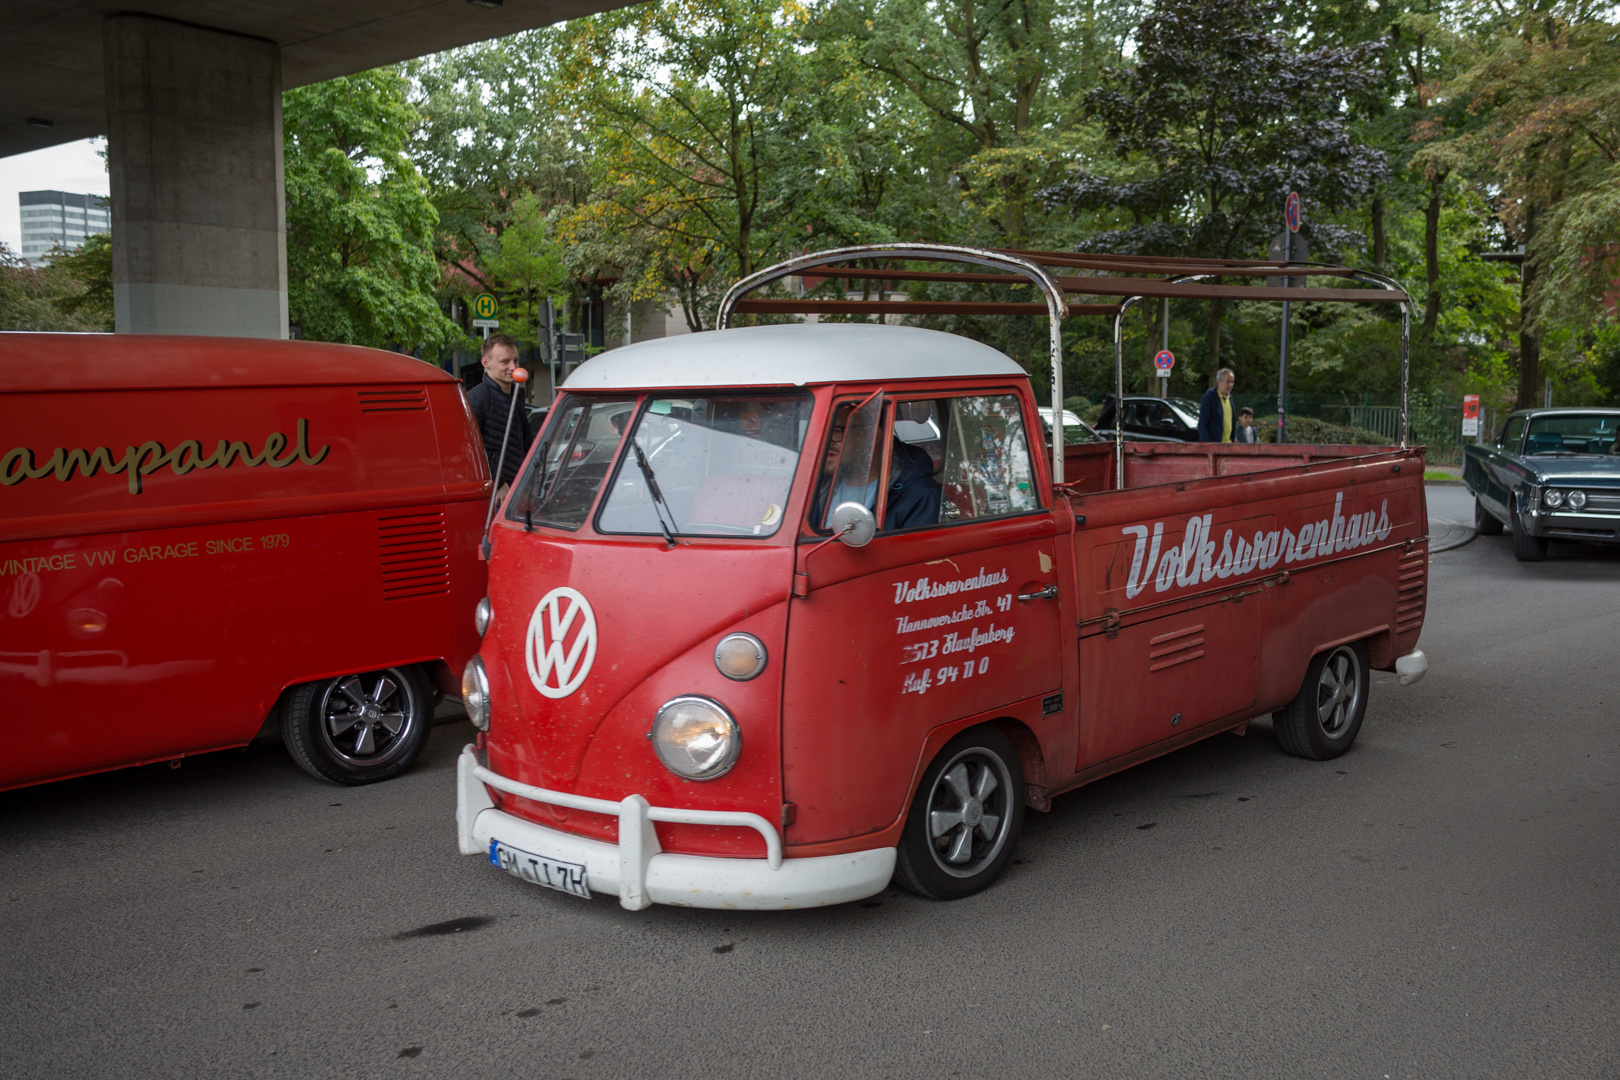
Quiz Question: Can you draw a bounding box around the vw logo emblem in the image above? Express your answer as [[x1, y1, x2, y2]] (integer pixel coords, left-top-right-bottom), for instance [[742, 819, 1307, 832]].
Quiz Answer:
[[525, 587, 597, 699]]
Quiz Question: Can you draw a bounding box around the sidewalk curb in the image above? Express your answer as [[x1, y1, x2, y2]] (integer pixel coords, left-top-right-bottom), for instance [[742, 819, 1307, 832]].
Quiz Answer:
[[1430, 522, 1476, 553]]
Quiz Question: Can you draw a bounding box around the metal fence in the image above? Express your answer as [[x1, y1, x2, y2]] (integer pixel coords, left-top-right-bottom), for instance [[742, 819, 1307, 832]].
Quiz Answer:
[[1072, 390, 1480, 464]]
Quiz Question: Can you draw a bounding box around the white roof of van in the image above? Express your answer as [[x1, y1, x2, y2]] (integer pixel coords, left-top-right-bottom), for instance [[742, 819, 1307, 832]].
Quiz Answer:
[[562, 323, 1025, 391]]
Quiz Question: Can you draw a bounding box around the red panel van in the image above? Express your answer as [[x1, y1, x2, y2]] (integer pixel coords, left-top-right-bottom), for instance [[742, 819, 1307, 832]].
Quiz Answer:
[[1, 334, 488, 789]]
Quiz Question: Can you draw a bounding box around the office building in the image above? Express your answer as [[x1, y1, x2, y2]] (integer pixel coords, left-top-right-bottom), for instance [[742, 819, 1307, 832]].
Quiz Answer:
[[18, 190, 109, 264]]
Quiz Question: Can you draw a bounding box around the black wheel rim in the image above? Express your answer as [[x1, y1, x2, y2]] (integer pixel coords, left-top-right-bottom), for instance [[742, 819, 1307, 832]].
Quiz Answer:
[[924, 746, 1015, 879], [316, 668, 419, 766]]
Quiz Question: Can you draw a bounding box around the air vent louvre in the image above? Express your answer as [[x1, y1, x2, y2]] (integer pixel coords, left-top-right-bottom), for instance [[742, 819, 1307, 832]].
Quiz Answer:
[[359, 387, 429, 413], [379, 511, 450, 601], [1394, 552, 1426, 635]]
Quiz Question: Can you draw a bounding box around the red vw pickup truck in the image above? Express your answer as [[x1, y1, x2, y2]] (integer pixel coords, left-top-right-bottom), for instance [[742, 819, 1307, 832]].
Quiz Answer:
[[1, 334, 488, 790], [456, 246, 1430, 910]]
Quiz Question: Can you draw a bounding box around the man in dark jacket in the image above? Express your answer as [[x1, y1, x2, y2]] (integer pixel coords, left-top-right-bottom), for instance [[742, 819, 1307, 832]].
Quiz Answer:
[[466, 333, 533, 491], [885, 440, 942, 530], [1196, 368, 1236, 443]]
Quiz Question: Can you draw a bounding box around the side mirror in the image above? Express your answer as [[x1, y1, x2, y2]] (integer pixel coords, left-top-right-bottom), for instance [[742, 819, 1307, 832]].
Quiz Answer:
[[830, 502, 876, 547]]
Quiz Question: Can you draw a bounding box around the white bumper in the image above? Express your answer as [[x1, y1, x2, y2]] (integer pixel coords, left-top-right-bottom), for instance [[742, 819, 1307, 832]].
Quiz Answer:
[[1396, 648, 1428, 686], [456, 746, 894, 911]]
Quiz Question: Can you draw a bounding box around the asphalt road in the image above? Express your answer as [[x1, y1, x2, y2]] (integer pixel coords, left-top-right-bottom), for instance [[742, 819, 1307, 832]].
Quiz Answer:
[[3, 485, 1616, 1080]]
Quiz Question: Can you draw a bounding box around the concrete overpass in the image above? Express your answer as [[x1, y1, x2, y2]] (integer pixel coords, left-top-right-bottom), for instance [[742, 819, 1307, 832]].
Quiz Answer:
[[3, 2, 633, 337]]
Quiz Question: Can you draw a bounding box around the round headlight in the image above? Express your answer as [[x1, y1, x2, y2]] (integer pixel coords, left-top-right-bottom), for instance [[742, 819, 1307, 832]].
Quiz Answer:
[[1567, 489, 1588, 510], [462, 655, 491, 731], [474, 596, 492, 637], [714, 633, 767, 681], [650, 696, 740, 781], [1544, 488, 1565, 508]]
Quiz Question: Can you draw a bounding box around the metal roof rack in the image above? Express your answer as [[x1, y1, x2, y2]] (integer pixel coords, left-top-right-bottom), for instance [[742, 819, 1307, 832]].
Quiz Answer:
[[718, 244, 1414, 489]]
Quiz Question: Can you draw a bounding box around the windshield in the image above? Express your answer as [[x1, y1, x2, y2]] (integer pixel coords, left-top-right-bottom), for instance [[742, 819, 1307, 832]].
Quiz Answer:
[[1167, 399, 1202, 428], [506, 396, 635, 529], [597, 393, 813, 537], [1523, 414, 1620, 455]]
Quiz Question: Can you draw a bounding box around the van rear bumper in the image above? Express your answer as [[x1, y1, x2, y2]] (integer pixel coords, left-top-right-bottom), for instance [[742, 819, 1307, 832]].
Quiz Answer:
[[456, 746, 894, 911]]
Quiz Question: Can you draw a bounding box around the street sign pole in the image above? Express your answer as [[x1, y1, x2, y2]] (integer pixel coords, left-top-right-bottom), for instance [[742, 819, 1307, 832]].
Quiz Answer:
[[1276, 192, 1302, 444], [1160, 298, 1170, 398], [1154, 350, 1175, 399]]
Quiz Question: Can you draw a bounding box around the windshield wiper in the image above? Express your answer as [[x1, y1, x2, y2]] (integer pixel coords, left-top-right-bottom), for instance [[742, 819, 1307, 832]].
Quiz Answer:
[[632, 442, 680, 547]]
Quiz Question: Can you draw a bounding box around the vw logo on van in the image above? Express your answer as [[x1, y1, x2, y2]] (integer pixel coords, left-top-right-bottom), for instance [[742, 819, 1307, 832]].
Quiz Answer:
[[525, 587, 597, 699]]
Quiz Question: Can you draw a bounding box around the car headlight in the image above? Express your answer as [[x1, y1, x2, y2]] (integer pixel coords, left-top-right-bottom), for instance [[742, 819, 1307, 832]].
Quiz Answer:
[[475, 597, 492, 637], [1544, 488, 1565, 509], [1567, 489, 1588, 510], [714, 633, 767, 681], [650, 696, 740, 781], [462, 655, 491, 731]]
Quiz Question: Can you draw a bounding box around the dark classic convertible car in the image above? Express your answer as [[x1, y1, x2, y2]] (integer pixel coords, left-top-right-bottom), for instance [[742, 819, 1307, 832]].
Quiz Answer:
[[1464, 407, 1620, 561]]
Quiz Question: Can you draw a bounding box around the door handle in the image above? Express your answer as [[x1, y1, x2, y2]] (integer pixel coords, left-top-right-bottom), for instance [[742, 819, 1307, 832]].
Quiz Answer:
[[1018, 584, 1060, 601]]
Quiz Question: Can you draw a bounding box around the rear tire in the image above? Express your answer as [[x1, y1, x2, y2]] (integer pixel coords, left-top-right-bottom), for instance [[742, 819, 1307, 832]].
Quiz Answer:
[[1510, 505, 1548, 562], [1273, 642, 1369, 761], [1474, 496, 1503, 536], [280, 665, 432, 785], [894, 726, 1025, 900]]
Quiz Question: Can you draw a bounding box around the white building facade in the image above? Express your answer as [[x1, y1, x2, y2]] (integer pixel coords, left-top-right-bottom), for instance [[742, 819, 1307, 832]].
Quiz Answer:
[[19, 190, 109, 264]]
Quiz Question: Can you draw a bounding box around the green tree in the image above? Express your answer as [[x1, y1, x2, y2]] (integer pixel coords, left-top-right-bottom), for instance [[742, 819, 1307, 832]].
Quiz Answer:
[[1431, 2, 1619, 407], [0, 241, 109, 332], [283, 69, 464, 351], [554, 0, 811, 331], [1040, 0, 1389, 370]]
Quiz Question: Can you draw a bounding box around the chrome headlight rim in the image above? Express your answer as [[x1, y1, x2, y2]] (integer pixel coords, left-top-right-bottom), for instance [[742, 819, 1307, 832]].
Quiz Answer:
[[1543, 488, 1565, 509], [462, 655, 491, 731], [714, 632, 768, 681], [1567, 489, 1588, 510], [474, 596, 492, 637], [649, 695, 741, 782]]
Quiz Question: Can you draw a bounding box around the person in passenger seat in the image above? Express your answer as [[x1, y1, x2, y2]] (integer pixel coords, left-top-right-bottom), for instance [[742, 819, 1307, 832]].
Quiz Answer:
[[885, 440, 942, 530]]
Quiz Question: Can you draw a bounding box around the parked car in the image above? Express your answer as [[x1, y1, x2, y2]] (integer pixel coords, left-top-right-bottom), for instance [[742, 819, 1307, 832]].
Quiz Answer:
[[1037, 406, 1100, 445], [1463, 407, 1620, 561], [1, 334, 489, 790], [1093, 395, 1202, 443]]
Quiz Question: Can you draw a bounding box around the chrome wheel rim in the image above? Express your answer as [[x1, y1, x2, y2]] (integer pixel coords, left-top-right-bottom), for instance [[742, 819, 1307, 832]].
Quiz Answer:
[[924, 746, 1015, 879], [1314, 647, 1362, 739], [316, 668, 418, 766]]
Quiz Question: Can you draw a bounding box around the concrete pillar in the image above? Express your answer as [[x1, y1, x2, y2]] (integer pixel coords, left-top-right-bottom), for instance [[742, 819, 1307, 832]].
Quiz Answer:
[[104, 15, 287, 337]]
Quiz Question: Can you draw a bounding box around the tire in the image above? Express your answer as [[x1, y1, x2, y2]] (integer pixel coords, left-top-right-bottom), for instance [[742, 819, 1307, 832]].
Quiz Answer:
[[894, 726, 1025, 900], [1474, 496, 1504, 536], [280, 665, 433, 785], [1273, 642, 1370, 761], [1510, 505, 1548, 562]]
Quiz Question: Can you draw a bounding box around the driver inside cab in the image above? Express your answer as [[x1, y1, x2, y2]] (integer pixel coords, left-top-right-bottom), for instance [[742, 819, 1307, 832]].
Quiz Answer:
[[812, 402, 942, 531]]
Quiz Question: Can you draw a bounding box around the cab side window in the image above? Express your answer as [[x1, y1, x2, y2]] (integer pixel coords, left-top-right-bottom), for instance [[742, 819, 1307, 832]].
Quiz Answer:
[[1498, 415, 1525, 452], [936, 395, 1040, 523]]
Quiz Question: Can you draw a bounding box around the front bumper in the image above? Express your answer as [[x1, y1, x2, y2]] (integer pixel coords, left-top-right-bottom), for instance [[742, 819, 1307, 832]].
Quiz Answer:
[[1528, 509, 1620, 541], [456, 746, 895, 911]]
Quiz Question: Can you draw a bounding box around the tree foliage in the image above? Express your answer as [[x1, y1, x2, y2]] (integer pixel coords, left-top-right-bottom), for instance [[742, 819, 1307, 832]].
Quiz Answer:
[[283, 69, 464, 352]]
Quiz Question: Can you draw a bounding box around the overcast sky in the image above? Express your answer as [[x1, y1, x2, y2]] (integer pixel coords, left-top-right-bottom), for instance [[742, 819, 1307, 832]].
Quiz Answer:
[[0, 139, 109, 255]]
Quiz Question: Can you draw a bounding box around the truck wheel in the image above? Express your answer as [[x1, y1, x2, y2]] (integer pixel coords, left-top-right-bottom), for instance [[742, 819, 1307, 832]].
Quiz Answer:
[[1510, 508, 1547, 562], [1474, 497, 1503, 536], [280, 665, 432, 785], [1273, 642, 1369, 761], [894, 726, 1025, 900]]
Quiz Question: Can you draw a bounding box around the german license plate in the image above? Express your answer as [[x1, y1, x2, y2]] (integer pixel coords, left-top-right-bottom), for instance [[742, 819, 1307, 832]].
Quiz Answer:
[[490, 839, 591, 899]]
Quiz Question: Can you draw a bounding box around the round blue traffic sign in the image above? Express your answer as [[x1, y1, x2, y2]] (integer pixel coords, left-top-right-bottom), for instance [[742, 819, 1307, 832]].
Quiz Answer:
[[1154, 350, 1175, 372], [1285, 192, 1302, 233]]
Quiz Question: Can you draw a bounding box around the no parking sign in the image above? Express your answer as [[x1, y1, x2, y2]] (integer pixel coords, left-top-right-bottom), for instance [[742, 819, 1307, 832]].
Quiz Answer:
[[1154, 350, 1175, 374]]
